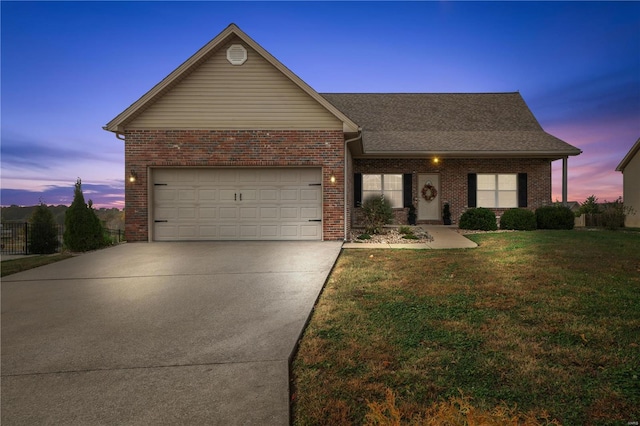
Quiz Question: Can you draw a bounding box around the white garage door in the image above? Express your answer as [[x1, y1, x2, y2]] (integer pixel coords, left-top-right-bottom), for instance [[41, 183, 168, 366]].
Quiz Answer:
[[152, 168, 322, 241]]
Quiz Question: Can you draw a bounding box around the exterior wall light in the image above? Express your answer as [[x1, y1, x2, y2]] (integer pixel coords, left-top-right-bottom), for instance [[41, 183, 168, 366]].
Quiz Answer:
[[433, 157, 440, 164], [128, 170, 138, 183], [330, 174, 336, 184]]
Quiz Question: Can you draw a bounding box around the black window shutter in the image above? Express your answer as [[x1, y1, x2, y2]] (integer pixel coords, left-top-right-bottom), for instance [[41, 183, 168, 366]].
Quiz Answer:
[[518, 173, 528, 207], [467, 173, 477, 207], [354, 173, 362, 207], [403, 174, 413, 208]]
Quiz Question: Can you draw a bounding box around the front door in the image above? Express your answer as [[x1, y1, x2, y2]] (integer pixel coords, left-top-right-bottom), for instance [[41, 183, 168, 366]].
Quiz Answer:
[[418, 174, 440, 221]]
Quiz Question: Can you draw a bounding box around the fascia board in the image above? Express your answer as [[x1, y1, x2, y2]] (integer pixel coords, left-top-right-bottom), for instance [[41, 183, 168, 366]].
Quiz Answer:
[[355, 150, 582, 160], [616, 138, 640, 172]]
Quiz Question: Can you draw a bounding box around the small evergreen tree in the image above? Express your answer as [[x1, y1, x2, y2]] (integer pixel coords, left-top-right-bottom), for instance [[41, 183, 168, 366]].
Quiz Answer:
[[64, 178, 106, 251], [29, 202, 59, 254], [578, 195, 601, 216]]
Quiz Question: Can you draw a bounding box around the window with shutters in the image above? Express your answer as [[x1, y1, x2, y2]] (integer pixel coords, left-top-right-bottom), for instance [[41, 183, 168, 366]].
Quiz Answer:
[[362, 174, 403, 208], [477, 174, 518, 208]]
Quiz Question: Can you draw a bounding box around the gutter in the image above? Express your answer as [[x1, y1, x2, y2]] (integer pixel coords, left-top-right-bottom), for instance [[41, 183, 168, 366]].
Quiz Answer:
[[343, 128, 363, 241], [102, 125, 126, 141]]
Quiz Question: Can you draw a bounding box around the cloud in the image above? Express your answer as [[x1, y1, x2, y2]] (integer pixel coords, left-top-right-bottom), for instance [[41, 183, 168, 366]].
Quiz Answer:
[[1, 182, 124, 208], [0, 134, 120, 170]]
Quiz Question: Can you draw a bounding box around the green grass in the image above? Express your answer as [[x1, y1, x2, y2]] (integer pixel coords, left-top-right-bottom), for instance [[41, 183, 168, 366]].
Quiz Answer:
[[1, 253, 73, 277], [292, 230, 640, 425]]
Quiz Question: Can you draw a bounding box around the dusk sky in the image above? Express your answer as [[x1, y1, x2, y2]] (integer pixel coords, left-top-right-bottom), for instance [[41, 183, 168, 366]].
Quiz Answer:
[[2, 1, 639, 208]]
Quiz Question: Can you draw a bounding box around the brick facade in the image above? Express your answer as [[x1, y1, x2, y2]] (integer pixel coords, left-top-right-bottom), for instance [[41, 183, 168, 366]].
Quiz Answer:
[[124, 129, 345, 241], [353, 157, 552, 226]]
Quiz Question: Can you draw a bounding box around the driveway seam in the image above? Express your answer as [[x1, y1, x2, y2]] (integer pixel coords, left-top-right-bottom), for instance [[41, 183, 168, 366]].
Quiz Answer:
[[2, 358, 286, 378], [2, 270, 328, 282]]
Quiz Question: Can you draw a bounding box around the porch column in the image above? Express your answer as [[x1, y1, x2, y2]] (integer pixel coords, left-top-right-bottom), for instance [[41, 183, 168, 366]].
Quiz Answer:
[[562, 156, 568, 205]]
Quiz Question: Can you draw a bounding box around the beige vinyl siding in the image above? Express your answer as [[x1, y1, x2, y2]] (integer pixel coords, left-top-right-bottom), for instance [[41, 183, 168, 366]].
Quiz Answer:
[[127, 37, 342, 130]]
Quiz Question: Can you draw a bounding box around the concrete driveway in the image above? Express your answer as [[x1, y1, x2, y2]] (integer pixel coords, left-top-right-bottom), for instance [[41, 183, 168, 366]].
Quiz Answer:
[[1, 241, 342, 425]]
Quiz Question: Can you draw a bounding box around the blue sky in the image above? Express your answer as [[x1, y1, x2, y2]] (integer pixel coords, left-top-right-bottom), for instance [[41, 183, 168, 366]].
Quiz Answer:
[[2, 1, 639, 208]]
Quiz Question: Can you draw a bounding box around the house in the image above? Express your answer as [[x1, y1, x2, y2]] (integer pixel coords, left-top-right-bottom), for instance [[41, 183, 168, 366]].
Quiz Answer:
[[104, 24, 582, 242], [616, 137, 640, 227]]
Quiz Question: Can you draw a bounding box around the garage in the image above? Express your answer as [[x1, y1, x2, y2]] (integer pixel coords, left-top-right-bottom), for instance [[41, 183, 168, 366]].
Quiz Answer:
[[152, 168, 323, 241]]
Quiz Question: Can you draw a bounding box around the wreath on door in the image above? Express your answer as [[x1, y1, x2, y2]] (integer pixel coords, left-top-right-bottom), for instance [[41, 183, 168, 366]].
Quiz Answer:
[[421, 182, 437, 202]]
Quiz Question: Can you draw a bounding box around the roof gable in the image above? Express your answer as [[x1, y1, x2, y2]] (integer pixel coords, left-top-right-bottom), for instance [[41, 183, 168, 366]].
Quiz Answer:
[[616, 137, 640, 172], [105, 24, 359, 133]]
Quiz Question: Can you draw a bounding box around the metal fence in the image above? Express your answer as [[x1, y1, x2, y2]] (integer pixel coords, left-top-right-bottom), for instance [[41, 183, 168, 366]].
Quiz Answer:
[[1, 222, 124, 255]]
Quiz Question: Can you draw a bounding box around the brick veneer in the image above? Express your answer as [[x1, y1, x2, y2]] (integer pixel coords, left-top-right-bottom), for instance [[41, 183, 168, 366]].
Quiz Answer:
[[353, 158, 552, 226], [124, 129, 345, 241]]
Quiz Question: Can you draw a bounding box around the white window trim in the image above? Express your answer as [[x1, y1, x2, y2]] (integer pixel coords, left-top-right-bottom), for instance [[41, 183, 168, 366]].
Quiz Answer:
[[477, 173, 518, 208], [362, 173, 403, 208]]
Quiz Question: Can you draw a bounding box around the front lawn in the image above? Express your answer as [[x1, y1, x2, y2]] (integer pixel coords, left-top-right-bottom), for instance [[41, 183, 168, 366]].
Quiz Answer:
[[1, 253, 73, 277], [292, 230, 640, 425]]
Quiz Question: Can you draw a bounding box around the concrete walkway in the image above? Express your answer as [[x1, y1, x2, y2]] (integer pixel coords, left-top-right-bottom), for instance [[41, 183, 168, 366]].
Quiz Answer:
[[1, 241, 342, 425], [342, 225, 478, 249]]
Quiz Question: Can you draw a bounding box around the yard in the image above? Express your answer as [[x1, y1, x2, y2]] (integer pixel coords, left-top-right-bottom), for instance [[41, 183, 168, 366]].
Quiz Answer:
[[292, 230, 640, 425]]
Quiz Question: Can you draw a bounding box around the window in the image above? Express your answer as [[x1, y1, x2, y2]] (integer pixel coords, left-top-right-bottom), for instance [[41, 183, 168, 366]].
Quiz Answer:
[[362, 174, 403, 208], [477, 174, 518, 208]]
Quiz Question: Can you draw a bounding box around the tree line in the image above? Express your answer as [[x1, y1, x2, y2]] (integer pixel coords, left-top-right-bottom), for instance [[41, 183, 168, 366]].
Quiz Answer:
[[4, 179, 125, 253], [2, 202, 124, 230]]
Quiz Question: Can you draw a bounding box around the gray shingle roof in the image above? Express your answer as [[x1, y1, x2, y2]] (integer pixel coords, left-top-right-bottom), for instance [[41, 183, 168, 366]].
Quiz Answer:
[[321, 93, 581, 158]]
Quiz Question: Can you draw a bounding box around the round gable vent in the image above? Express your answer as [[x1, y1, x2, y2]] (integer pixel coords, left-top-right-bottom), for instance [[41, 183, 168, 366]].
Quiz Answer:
[[227, 44, 247, 65]]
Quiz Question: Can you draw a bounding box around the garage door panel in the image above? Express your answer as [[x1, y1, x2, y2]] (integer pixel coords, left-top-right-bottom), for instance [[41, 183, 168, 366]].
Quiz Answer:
[[153, 168, 322, 241], [259, 169, 279, 183], [259, 189, 278, 201], [260, 225, 278, 237], [301, 207, 320, 219], [300, 188, 320, 201], [301, 225, 321, 237], [219, 189, 237, 202], [239, 189, 257, 202], [260, 207, 278, 219], [280, 190, 298, 201], [177, 171, 197, 183], [219, 207, 238, 219], [300, 168, 321, 183], [199, 208, 217, 219], [280, 207, 298, 219], [155, 207, 177, 220], [178, 190, 196, 201], [177, 225, 197, 238], [156, 188, 177, 201], [178, 208, 196, 219], [198, 226, 218, 238], [240, 207, 257, 219], [280, 226, 299, 237], [198, 189, 217, 201], [239, 225, 258, 238]]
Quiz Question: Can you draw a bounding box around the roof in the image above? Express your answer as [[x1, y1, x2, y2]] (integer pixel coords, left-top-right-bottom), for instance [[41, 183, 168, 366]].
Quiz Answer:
[[322, 93, 582, 158], [616, 137, 640, 172], [105, 24, 359, 134]]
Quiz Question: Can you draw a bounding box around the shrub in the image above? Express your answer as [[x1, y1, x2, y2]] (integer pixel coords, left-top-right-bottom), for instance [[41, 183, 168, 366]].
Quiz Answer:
[[600, 197, 633, 230], [64, 178, 108, 252], [361, 195, 394, 234], [29, 203, 59, 254], [535, 205, 575, 230], [398, 226, 413, 235], [357, 234, 372, 240], [459, 208, 497, 231], [500, 208, 536, 231]]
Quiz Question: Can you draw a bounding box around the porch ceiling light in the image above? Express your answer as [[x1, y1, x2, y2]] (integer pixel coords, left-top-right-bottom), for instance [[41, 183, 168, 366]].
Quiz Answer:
[[433, 157, 440, 164]]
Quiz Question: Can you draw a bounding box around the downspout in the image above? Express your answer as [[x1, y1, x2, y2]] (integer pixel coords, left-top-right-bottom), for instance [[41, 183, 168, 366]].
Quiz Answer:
[[343, 128, 363, 241], [115, 132, 126, 141]]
